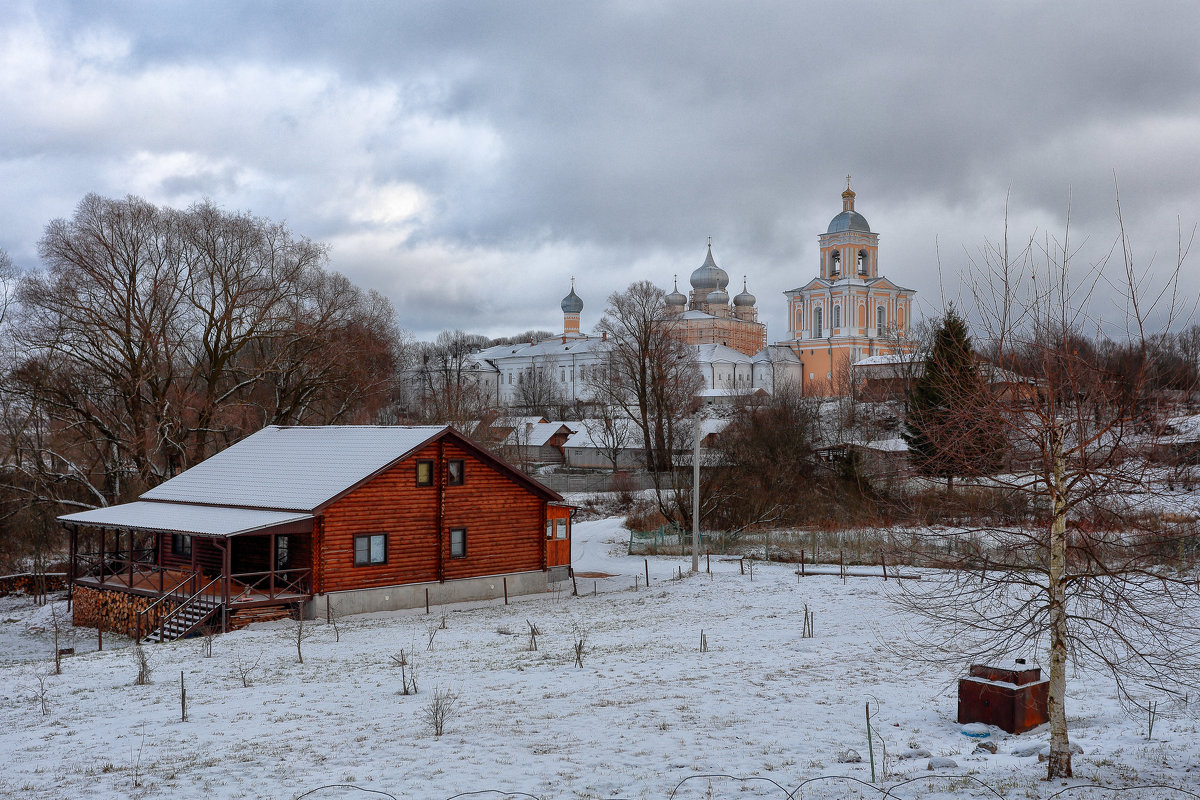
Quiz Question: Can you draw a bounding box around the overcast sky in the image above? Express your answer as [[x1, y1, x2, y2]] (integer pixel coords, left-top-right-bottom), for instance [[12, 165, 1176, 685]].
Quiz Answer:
[[2, 1, 1198, 342]]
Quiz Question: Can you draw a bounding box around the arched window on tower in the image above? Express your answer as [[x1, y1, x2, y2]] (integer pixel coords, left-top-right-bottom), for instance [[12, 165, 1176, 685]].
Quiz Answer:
[[829, 251, 840, 276], [813, 306, 823, 338], [877, 305, 886, 333], [858, 250, 869, 275]]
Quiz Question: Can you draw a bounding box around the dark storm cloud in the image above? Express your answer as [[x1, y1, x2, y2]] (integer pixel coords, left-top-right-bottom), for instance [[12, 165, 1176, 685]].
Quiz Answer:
[[2, 1, 1198, 339]]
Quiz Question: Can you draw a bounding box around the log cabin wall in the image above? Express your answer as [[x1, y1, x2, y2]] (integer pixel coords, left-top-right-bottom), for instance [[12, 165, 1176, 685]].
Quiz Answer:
[[160, 535, 223, 578], [318, 439, 545, 593]]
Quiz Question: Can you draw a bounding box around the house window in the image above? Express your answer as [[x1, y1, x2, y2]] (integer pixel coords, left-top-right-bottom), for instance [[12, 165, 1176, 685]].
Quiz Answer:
[[171, 533, 192, 558], [555, 519, 567, 539], [450, 528, 467, 558], [354, 533, 387, 566], [813, 307, 823, 338], [275, 536, 290, 569], [447, 459, 465, 486], [416, 459, 434, 486], [546, 520, 554, 538], [877, 306, 886, 332], [833, 305, 841, 329]]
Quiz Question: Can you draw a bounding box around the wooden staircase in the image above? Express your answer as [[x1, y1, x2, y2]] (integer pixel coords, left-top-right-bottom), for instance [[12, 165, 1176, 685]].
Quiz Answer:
[[140, 576, 224, 643]]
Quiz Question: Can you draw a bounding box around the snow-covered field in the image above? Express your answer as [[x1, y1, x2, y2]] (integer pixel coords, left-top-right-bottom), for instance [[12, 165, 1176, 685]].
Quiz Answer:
[[1, 516, 1198, 800]]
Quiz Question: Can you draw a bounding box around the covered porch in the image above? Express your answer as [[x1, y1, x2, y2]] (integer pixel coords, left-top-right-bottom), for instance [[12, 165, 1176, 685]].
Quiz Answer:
[[62, 501, 315, 641]]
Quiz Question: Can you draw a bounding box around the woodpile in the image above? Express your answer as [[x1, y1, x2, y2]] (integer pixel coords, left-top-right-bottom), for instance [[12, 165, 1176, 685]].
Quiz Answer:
[[0, 573, 68, 597], [228, 605, 295, 630], [71, 586, 176, 637]]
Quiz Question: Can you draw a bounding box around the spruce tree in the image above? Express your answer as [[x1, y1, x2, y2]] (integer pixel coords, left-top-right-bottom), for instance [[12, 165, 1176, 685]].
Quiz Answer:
[[903, 307, 1005, 487]]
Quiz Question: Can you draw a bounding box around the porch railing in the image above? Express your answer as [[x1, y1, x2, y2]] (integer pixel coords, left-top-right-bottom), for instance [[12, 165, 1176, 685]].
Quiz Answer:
[[73, 549, 177, 594], [230, 568, 312, 602]]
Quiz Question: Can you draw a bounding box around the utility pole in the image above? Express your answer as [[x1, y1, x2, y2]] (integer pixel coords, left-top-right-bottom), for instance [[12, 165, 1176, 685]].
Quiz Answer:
[[692, 414, 701, 572]]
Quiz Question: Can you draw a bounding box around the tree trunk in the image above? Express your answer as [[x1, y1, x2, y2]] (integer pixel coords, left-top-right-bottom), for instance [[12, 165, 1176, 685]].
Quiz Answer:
[[1046, 442, 1073, 779]]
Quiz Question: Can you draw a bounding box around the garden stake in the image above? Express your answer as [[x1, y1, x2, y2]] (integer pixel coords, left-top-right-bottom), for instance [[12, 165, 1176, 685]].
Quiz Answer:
[[866, 701, 876, 782]]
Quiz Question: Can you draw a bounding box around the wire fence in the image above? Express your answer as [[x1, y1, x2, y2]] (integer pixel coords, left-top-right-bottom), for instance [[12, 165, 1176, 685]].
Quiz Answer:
[[292, 772, 1200, 800]]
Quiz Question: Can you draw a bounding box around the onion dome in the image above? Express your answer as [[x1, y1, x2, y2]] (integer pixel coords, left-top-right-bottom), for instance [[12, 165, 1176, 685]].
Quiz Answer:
[[705, 288, 730, 305], [827, 180, 871, 233], [560, 279, 584, 314], [666, 275, 687, 307], [689, 243, 729, 293], [733, 277, 756, 307]]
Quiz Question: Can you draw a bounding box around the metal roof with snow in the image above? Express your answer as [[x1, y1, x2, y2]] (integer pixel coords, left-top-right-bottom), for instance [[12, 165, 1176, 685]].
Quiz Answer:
[[140, 425, 450, 511], [60, 502, 313, 537]]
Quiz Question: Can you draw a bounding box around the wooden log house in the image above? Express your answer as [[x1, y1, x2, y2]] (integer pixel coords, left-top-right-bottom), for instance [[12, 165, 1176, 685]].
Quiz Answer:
[[60, 426, 573, 641]]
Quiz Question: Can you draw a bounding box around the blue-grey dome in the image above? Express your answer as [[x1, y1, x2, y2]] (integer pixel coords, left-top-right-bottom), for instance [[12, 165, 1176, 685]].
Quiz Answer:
[[733, 282, 756, 307], [706, 288, 729, 305], [690, 245, 729, 293], [561, 286, 584, 314], [666, 288, 687, 307], [827, 210, 871, 233]]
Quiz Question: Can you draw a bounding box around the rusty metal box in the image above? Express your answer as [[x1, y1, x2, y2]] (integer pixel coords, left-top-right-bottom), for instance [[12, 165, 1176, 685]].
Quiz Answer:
[[957, 660, 1049, 734]]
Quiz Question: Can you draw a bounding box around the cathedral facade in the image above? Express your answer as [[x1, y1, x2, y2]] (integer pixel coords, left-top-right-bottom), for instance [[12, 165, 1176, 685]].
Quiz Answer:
[[779, 183, 916, 394]]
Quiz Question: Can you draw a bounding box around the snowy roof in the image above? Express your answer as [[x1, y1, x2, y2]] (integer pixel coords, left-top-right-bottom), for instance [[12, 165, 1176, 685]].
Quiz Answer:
[[140, 425, 449, 511], [693, 343, 754, 364], [753, 345, 801, 363], [677, 310, 718, 320], [854, 354, 921, 366], [506, 422, 576, 447], [59, 501, 313, 537], [478, 336, 606, 362]]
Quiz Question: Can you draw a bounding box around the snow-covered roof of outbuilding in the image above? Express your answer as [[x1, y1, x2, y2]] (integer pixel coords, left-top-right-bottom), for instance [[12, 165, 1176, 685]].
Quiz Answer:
[[140, 425, 451, 511], [693, 343, 754, 364], [59, 502, 313, 537], [854, 354, 921, 366]]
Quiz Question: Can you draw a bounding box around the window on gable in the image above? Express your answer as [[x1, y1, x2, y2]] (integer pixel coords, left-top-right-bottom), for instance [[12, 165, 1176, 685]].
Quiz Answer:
[[171, 533, 192, 558], [416, 459, 434, 486], [447, 459, 465, 486], [354, 533, 387, 566], [450, 528, 467, 558]]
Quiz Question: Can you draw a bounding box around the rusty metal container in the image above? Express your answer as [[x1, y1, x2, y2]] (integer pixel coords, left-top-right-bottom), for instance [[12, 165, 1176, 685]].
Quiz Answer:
[[957, 659, 1049, 734]]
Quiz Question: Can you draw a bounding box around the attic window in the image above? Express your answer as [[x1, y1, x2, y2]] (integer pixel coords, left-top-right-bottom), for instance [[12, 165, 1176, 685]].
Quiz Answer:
[[447, 459, 465, 486], [416, 460, 434, 486]]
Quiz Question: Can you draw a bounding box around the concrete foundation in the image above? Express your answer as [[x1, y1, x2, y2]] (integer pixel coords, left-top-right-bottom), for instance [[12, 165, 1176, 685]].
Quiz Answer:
[[304, 569, 565, 619]]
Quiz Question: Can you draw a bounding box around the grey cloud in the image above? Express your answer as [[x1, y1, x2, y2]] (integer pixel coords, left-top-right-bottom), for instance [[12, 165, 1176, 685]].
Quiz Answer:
[[1, 1, 1198, 339]]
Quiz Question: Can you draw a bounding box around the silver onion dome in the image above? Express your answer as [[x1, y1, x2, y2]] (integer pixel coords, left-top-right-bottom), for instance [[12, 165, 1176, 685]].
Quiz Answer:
[[689, 244, 729, 293]]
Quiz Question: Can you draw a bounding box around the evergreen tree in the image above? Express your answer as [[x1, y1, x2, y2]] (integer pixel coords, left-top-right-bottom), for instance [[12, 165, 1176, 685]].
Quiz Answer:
[[903, 307, 1005, 487]]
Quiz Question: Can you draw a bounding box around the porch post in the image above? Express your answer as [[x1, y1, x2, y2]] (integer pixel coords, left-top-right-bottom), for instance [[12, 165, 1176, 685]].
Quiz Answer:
[[67, 525, 77, 604], [222, 539, 230, 634], [127, 528, 134, 588], [269, 533, 276, 600], [98, 528, 106, 586], [157, 532, 164, 593]]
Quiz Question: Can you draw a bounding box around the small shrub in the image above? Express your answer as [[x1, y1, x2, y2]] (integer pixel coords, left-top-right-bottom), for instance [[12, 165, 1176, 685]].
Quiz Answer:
[[423, 687, 458, 736]]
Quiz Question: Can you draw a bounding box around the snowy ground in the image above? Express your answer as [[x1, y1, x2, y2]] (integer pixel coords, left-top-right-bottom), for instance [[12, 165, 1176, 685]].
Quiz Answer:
[[2, 516, 1199, 800]]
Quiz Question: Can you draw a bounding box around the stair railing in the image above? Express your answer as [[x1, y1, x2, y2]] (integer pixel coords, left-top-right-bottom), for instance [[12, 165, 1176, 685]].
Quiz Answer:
[[135, 572, 197, 641], [152, 577, 223, 642]]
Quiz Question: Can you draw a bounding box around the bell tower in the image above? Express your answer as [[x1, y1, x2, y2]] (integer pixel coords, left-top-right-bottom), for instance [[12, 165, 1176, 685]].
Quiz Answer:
[[818, 176, 879, 280]]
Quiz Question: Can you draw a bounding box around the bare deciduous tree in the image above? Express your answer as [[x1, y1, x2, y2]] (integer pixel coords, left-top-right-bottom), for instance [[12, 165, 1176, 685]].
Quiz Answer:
[[895, 196, 1200, 779], [589, 281, 703, 521]]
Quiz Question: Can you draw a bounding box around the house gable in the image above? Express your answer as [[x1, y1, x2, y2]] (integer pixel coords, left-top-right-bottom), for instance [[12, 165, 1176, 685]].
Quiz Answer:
[[317, 434, 552, 593]]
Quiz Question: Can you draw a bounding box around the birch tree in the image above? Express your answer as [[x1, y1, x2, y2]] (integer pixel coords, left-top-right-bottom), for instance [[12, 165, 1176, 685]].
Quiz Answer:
[[895, 196, 1200, 779]]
